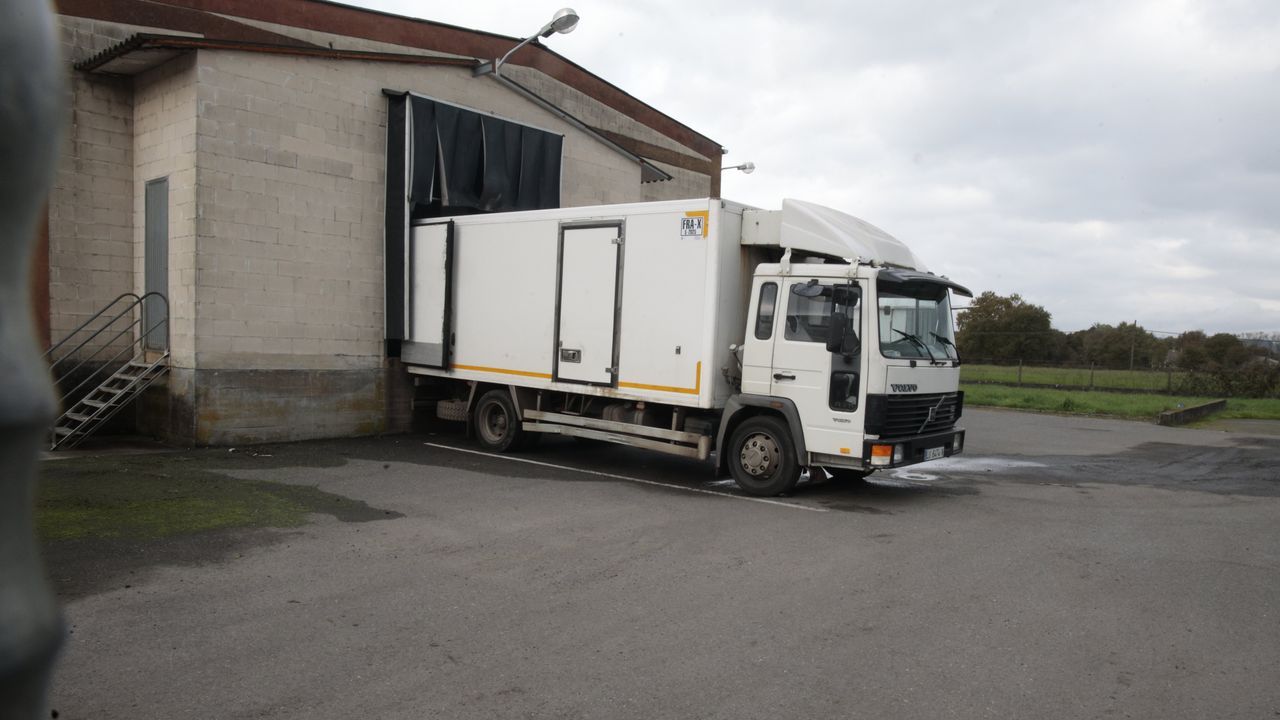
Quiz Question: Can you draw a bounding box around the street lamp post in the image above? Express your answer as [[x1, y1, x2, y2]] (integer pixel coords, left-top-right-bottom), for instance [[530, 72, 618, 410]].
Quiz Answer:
[[473, 8, 580, 77]]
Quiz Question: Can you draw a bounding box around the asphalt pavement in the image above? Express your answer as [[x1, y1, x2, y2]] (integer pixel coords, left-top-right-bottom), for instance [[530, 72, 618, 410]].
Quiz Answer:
[[45, 409, 1280, 719]]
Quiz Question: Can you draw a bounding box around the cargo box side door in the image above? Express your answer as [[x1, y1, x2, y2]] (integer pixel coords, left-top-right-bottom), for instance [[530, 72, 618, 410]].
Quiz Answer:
[[555, 222, 623, 386], [403, 220, 453, 368]]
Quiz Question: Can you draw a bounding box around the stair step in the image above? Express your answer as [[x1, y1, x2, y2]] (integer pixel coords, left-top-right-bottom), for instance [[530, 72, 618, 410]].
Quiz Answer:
[[53, 426, 77, 437], [83, 399, 107, 409], [67, 412, 93, 422]]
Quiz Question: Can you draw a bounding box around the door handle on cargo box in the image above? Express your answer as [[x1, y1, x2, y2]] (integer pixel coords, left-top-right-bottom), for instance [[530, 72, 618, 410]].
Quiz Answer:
[[773, 372, 795, 381]]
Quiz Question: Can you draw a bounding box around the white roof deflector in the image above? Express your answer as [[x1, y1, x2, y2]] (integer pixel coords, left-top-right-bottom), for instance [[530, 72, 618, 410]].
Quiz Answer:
[[779, 199, 925, 270]]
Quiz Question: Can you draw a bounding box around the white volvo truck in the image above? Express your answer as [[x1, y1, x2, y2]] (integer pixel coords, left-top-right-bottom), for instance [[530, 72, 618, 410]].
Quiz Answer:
[[396, 198, 971, 496]]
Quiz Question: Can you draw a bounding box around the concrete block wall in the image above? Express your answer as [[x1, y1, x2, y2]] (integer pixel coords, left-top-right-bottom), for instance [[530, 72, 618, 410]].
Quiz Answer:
[[49, 19, 135, 348], [216, 15, 712, 202], [133, 54, 199, 367], [49, 16, 200, 350], [178, 50, 647, 442], [192, 49, 643, 373], [642, 161, 718, 203], [49, 72, 134, 347]]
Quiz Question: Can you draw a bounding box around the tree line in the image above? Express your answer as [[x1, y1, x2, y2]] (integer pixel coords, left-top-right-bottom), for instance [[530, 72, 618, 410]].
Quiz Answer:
[[955, 292, 1278, 372]]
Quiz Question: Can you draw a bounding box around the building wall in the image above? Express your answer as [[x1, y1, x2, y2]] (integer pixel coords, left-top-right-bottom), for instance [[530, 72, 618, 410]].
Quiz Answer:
[[175, 50, 652, 442], [209, 14, 716, 200], [49, 72, 134, 344], [50, 16, 199, 347], [642, 161, 718, 203], [52, 10, 719, 445], [133, 53, 198, 365], [191, 49, 645, 371]]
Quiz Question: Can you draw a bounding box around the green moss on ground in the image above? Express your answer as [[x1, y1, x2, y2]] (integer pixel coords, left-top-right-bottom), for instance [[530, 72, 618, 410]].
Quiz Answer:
[[37, 455, 391, 542]]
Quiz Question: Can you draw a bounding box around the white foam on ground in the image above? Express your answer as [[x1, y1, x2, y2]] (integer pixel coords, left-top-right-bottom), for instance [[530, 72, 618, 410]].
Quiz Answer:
[[874, 456, 1045, 484], [925, 456, 1045, 472]]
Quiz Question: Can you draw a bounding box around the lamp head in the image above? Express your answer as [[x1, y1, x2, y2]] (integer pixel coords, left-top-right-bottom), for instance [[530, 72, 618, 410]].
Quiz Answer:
[[540, 8, 580, 37]]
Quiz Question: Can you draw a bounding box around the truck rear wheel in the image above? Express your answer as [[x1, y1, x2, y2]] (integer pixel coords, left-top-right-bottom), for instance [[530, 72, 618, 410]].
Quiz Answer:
[[728, 415, 801, 496], [473, 389, 524, 452]]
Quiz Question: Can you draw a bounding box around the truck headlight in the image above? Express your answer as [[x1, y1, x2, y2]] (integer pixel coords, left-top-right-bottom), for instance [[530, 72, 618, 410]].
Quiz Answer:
[[952, 434, 963, 453], [870, 444, 906, 466], [870, 444, 893, 466]]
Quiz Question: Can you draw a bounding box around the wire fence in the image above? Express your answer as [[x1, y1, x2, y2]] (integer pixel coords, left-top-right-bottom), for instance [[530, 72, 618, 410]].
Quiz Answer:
[[961, 360, 1280, 399]]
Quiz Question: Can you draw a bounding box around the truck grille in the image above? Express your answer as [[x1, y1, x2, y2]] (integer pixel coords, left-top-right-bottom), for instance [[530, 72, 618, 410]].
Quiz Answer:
[[875, 392, 961, 438]]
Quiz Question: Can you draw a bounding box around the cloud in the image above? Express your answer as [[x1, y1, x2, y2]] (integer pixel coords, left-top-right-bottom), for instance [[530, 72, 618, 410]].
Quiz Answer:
[[346, 0, 1280, 333]]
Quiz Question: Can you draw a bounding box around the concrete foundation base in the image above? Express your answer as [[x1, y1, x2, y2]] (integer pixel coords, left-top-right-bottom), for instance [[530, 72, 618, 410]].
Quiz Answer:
[[138, 363, 415, 446]]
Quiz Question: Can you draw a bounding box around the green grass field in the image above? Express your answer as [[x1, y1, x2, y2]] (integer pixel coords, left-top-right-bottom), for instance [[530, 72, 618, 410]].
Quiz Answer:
[[961, 383, 1280, 421], [962, 363, 1181, 391]]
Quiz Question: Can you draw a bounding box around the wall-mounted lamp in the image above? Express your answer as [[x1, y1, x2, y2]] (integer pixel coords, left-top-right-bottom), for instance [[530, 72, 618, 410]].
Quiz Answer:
[[722, 162, 756, 174], [474, 8, 580, 77]]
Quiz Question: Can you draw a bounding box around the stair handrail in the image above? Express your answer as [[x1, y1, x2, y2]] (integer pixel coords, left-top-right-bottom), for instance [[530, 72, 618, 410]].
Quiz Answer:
[[46, 292, 169, 428], [42, 292, 140, 365]]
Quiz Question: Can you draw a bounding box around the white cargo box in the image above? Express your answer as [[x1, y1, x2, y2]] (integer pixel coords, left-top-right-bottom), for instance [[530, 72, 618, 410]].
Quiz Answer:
[[400, 198, 753, 409]]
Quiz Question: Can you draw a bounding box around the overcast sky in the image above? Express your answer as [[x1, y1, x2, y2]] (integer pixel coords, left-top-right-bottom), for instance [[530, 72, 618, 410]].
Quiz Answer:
[[346, 0, 1279, 335]]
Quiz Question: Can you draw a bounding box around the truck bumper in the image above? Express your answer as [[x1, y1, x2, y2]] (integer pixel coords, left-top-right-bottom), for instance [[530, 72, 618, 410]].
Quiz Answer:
[[862, 428, 964, 469]]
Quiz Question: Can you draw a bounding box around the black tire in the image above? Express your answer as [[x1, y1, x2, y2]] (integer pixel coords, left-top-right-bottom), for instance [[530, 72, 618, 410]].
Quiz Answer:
[[825, 467, 872, 482], [473, 389, 524, 452], [516, 430, 543, 450], [728, 415, 801, 496]]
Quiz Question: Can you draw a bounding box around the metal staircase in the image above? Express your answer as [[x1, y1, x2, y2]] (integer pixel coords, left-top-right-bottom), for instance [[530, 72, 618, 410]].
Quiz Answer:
[[46, 292, 170, 450]]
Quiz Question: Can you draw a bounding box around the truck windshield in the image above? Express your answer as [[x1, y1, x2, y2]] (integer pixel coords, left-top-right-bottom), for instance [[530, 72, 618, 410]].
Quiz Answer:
[[877, 279, 957, 361]]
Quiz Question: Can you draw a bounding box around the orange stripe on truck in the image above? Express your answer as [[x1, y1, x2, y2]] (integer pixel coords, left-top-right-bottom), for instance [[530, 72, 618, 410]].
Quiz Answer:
[[619, 361, 702, 395], [451, 363, 553, 380], [451, 361, 703, 395]]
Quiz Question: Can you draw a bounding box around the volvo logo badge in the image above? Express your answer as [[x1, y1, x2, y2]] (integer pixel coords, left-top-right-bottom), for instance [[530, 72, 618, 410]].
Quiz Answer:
[[890, 384, 917, 392]]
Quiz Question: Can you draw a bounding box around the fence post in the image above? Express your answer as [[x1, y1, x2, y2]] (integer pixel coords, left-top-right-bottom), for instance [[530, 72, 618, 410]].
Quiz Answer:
[[1089, 363, 1095, 390], [1167, 367, 1173, 394], [1017, 359, 1023, 386]]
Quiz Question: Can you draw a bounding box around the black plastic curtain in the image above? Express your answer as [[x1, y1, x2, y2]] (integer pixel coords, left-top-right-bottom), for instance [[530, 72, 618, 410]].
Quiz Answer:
[[385, 92, 563, 342], [407, 95, 562, 214]]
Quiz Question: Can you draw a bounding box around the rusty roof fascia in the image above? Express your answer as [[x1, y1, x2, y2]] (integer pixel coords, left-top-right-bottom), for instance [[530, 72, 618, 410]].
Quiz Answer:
[[105, 0, 724, 157], [75, 33, 478, 73]]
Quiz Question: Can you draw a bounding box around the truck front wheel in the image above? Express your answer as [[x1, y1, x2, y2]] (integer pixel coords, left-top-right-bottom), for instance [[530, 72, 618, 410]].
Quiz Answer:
[[728, 415, 801, 496], [473, 389, 524, 452]]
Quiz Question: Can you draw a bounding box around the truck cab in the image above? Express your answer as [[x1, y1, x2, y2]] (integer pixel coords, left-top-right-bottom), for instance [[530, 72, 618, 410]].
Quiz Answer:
[[717, 203, 971, 495]]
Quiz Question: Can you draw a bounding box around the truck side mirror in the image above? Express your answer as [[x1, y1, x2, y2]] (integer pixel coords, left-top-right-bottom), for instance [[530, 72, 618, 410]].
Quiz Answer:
[[832, 286, 856, 305], [827, 312, 848, 353]]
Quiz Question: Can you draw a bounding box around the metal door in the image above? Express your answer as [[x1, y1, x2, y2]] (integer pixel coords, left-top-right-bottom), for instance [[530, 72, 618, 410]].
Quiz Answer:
[[144, 178, 168, 350], [404, 220, 453, 368], [555, 223, 622, 385]]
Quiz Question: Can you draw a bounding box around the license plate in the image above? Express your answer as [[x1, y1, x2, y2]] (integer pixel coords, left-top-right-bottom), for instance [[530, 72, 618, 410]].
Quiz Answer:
[[924, 446, 945, 461]]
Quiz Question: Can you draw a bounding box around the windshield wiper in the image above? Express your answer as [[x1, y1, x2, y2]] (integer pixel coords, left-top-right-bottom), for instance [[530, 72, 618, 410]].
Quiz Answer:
[[891, 328, 941, 364], [930, 332, 962, 364]]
